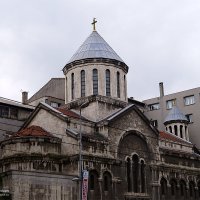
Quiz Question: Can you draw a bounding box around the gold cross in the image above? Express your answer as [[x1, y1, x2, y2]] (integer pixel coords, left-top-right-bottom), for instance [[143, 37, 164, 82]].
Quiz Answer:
[[91, 18, 97, 31]]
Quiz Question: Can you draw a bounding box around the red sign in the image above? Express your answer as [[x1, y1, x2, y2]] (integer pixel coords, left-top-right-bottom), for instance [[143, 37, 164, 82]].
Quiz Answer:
[[82, 170, 89, 200]]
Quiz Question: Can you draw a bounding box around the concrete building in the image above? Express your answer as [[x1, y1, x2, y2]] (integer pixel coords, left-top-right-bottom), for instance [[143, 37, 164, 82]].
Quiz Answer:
[[0, 96, 34, 140], [28, 78, 65, 107], [1, 22, 200, 200], [143, 82, 200, 148]]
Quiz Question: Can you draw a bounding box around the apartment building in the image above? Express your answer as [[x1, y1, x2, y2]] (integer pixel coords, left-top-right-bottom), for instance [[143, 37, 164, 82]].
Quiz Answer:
[[143, 82, 200, 148]]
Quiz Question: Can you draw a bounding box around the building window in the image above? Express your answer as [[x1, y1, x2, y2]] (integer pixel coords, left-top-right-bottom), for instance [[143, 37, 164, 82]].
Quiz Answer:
[[141, 160, 145, 193], [185, 114, 193, 123], [184, 95, 195, 106], [151, 120, 158, 127], [103, 172, 112, 192], [93, 69, 98, 95], [170, 179, 177, 196], [169, 126, 172, 133], [166, 99, 176, 109], [81, 70, 86, 97], [126, 157, 131, 192], [124, 75, 126, 100], [117, 72, 120, 98], [71, 73, 74, 100], [174, 125, 178, 136], [180, 125, 183, 138], [106, 69, 110, 96], [132, 154, 139, 193], [50, 102, 59, 108], [89, 174, 95, 190], [160, 178, 167, 196], [148, 103, 160, 111], [0, 106, 9, 118]]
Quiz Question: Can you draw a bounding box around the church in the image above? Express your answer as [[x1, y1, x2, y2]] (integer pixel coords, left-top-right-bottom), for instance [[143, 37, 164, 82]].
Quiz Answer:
[[0, 20, 200, 200]]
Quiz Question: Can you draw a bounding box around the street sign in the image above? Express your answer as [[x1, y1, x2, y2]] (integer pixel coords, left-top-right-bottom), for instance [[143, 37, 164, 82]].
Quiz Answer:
[[82, 170, 89, 200]]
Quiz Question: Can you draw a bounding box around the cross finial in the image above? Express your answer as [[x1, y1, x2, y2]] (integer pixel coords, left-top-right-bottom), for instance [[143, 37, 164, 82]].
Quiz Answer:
[[91, 18, 97, 31]]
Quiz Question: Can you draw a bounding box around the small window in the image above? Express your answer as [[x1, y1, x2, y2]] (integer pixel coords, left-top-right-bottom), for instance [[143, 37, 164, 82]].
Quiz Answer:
[[50, 102, 59, 108], [151, 120, 158, 128], [106, 69, 110, 96], [117, 72, 120, 98], [10, 107, 18, 119], [93, 69, 98, 95], [185, 114, 193, 123], [81, 70, 86, 97], [166, 99, 176, 109], [71, 73, 75, 100], [0, 106, 9, 118], [184, 95, 195, 106], [148, 103, 160, 111]]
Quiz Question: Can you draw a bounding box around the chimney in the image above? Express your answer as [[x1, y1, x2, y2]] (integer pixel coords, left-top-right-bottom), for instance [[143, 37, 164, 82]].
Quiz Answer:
[[22, 91, 28, 104], [159, 82, 164, 97]]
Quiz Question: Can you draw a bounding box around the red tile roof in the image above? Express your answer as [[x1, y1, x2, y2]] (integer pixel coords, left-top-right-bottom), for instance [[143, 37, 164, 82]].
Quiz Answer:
[[159, 131, 188, 144], [57, 108, 81, 119], [12, 125, 56, 138]]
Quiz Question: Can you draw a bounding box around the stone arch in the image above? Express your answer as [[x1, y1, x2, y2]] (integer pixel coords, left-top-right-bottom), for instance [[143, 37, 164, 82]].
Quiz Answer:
[[117, 130, 151, 160], [118, 131, 151, 194]]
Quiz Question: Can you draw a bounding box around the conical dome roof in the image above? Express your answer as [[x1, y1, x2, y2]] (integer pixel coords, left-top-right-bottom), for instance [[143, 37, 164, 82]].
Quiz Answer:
[[164, 106, 188, 124], [67, 31, 124, 64]]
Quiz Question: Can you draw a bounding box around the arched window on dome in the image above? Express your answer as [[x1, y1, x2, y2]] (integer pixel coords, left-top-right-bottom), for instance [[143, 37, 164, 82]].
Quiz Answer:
[[169, 126, 172, 133], [93, 69, 98, 95], [180, 125, 183, 138], [174, 125, 178, 136], [106, 69, 110, 96], [124, 75, 126, 100], [81, 70, 85, 97], [71, 73, 74, 100], [117, 72, 120, 98]]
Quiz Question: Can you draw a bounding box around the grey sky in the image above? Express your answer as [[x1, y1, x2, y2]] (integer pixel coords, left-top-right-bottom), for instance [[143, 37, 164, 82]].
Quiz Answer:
[[0, 0, 200, 102]]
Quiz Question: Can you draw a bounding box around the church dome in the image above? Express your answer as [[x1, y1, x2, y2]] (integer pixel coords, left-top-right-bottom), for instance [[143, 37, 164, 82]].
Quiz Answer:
[[164, 106, 188, 124], [67, 31, 124, 64]]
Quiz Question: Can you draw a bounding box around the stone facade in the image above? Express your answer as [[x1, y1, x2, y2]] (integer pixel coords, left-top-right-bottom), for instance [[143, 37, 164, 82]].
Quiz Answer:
[[1, 28, 200, 200]]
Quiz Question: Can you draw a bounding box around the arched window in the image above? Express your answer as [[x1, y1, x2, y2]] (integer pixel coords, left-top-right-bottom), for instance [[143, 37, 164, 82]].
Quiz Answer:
[[174, 125, 178, 136], [90, 174, 95, 190], [189, 181, 195, 197], [71, 73, 74, 100], [169, 126, 172, 133], [93, 69, 98, 95], [103, 172, 112, 192], [81, 70, 85, 97], [180, 180, 186, 197], [106, 69, 110, 96], [88, 170, 100, 200], [160, 178, 167, 196], [180, 125, 183, 138], [166, 127, 168, 131], [124, 75, 126, 100], [141, 160, 145, 193], [198, 181, 200, 198], [132, 154, 139, 193], [117, 72, 120, 98], [170, 179, 177, 196], [126, 157, 131, 192]]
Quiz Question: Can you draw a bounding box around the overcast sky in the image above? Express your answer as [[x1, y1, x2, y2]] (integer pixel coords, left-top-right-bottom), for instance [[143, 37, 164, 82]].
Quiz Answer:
[[0, 0, 200, 102]]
